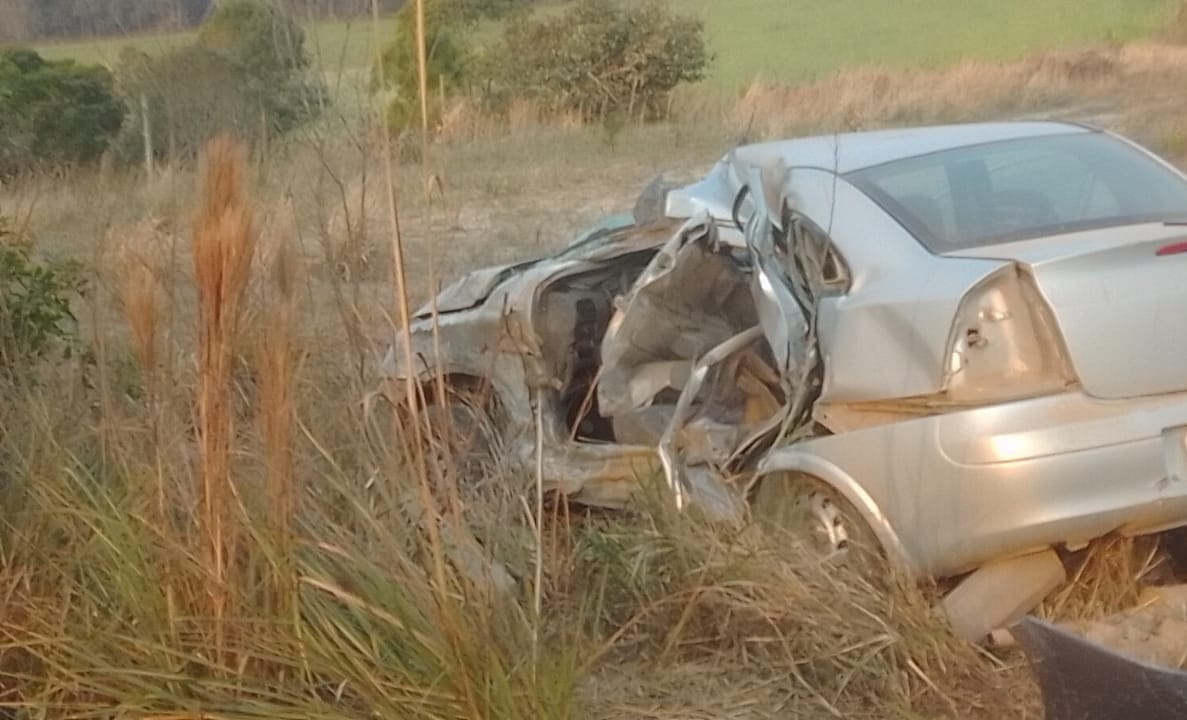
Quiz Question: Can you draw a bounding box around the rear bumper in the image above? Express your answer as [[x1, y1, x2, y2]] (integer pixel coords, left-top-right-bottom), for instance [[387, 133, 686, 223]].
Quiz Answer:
[[758, 390, 1187, 578]]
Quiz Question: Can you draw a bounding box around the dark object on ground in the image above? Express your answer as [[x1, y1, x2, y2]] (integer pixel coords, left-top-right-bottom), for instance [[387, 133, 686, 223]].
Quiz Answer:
[[1015, 615, 1187, 719]]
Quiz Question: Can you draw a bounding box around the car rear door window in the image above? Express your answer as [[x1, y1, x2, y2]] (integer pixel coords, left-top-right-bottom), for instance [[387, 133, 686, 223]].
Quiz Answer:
[[846, 132, 1187, 251]]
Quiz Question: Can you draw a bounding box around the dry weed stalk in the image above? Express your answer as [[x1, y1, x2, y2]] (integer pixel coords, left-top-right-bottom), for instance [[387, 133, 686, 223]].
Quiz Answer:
[[115, 222, 179, 636], [259, 223, 299, 616], [191, 135, 257, 661], [117, 224, 166, 518], [368, 2, 483, 715]]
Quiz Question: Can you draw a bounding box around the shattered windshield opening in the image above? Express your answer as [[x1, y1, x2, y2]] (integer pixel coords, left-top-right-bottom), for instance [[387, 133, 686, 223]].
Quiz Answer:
[[846, 132, 1187, 252]]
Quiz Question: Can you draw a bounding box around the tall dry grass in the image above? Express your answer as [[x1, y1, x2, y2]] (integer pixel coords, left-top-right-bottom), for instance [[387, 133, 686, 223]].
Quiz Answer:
[[0, 119, 1045, 717], [718, 47, 1133, 140], [24, 25, 1187, 720], [192, 135, 258, 661], [259, 218, 299, 616]]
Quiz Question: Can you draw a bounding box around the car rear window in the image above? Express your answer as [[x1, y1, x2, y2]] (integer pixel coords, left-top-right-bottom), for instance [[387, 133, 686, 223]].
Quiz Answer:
[[845, 132, 1187, 252]]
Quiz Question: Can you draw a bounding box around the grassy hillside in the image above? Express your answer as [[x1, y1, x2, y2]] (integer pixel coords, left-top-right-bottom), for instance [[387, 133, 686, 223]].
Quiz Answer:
[[31, 0, 1179, 88]]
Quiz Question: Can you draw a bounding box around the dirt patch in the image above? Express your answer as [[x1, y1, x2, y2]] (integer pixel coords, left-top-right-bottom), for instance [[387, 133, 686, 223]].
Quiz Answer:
[[1070, 584, 1187, 669]]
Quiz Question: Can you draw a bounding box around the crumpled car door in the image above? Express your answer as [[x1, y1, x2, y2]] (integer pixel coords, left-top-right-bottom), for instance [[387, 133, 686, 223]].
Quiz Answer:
[[597, 212, 781, 514], [600, 169, 847, 514]]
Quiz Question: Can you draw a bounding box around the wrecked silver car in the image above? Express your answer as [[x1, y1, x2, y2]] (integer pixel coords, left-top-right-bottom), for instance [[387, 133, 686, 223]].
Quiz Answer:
[[383, 121, 1187, 637]]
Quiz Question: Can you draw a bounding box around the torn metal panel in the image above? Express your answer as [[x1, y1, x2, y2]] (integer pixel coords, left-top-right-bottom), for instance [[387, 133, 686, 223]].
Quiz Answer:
[[655, 325, 766, 509], [598, 214, 757, 420]]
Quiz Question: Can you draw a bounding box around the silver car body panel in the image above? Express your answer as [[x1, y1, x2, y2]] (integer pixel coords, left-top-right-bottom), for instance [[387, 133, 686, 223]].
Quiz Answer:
[[665, 121, 1090, 223], [760, 389, 1187, 577], [951, 222, 1187, 399], [382, 120, 1187, 581], [779, 167, 1010, 402]]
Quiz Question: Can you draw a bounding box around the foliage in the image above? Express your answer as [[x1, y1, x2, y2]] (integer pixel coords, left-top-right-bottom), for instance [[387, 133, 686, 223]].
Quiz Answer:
[[481, 0, 710, 121], [0, 0, 183, 43], [114, 46, 266, 162], [0, 216, 85, 379], [112, 1, 322, 163], [198, 0, 309, 79], [372, 0, 469, 134], [0, 47, 125, 174], [439, 0, 530, 23]]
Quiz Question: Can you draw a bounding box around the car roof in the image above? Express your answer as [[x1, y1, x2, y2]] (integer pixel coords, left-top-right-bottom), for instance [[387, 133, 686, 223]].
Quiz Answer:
[[730, 120, 1091, 174], [662, 121, 1093, 225]]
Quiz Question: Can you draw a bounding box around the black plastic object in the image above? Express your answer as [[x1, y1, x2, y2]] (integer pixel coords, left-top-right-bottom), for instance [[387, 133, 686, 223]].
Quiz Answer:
[[1014, 615, 1187, 719]]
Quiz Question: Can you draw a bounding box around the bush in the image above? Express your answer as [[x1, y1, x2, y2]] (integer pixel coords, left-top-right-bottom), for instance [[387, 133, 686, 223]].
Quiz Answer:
[[372, 0, 470, 135], [0, 48, 125, 175], [481, 0, 710, 122], [114, 46, 266, 162], [112, 1, 321, 164], [198, 0, 309, 81], [0, 217, 85, 380]]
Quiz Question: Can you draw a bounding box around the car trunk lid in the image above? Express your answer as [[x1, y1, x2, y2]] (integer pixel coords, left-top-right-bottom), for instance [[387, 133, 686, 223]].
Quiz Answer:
[[948, 223, 1187, 399]]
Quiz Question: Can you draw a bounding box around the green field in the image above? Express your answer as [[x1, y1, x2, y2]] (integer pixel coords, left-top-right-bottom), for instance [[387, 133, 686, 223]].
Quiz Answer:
[[30, 0, 1182, 88], [688, 0, 1181, 87]]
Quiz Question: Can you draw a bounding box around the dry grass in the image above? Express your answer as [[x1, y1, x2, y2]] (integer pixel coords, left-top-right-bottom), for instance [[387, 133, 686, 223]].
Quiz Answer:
[[9, 31, 1187, 720], [719, 42, 1187, 140], [191, 136, 259, 660]]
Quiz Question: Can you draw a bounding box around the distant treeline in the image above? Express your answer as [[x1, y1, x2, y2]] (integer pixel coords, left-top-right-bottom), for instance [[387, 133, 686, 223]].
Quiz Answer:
[[0, 0, 404, 42]]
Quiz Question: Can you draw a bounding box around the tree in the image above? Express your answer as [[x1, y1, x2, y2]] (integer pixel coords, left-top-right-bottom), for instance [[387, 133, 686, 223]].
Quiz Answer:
[[197, 0, 322, 131], [0, 0, 34, 42], [198, 0, 309, 80], [111, 0, 322, 164], [371, 0, 468, 133], [113, 46, 261, 162], [0, 48, 125, 174], [482, 0, 710, 121]]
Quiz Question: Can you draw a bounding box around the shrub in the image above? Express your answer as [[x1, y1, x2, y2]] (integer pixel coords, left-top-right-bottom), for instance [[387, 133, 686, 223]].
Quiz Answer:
[[0, 48, 125, 175], [198, 0, 309, 80], [112, 1, 322, 164], [481, 0, 710, 122], [115, 46, 267, 162], [0, 216, 86, 380], [372, 0, 470, 135]]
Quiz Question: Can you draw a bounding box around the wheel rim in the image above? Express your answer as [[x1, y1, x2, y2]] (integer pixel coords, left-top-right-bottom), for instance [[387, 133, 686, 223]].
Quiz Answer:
[[808, 492, 850, 555], [753, 474, 867, 563]]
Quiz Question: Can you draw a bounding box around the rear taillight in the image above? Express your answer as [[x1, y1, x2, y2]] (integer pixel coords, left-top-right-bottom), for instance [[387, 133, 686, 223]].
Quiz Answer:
[[944, 265, 1074, 403], [1156, 241, 1187, 257]]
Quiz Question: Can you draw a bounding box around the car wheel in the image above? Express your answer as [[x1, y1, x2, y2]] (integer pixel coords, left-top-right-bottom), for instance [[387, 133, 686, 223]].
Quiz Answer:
[[751, 472, 884, 577], [415, 386, 502, 490]]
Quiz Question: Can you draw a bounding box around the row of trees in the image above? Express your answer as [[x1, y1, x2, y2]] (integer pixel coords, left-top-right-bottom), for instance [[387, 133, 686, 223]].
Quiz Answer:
[[374, 0, 710, 131], [1, 0, 710, 173], [1, 1, 324, 175], [0, 0, 403, 43]]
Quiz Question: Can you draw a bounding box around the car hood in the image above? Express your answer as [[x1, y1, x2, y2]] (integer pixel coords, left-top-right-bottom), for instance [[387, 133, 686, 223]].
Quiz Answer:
[[412, 214, 639, 319], [950, 222, 1187, 399], [413, 261, 536, 318]]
